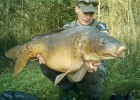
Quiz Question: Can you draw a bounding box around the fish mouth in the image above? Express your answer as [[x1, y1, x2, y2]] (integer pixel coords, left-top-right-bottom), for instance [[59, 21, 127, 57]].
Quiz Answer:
[[110, 46, 127, 58], [94, 46, 127, 60]]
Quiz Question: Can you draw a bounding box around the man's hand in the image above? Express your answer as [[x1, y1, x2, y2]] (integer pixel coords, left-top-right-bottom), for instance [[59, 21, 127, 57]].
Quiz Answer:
[[37, 54, 45, 64], [85, 62, 101, 73]]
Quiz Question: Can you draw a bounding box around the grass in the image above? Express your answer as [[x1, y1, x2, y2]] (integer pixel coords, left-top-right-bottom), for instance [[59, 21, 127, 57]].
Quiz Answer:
[[102, 50, 140, 99], [0, 61, 60, 100]]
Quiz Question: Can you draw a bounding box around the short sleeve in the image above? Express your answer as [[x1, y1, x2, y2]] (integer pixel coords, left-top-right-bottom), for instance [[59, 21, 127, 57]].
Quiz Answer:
[[96, 22, 109, 34]]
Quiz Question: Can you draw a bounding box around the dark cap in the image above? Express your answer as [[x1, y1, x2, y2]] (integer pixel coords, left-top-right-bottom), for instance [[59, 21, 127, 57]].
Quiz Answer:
[[77, 0, 99, 13]]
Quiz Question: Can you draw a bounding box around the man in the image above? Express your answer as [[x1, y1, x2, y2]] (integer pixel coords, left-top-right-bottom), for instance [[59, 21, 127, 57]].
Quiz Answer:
[[38, 0, 109, 100]]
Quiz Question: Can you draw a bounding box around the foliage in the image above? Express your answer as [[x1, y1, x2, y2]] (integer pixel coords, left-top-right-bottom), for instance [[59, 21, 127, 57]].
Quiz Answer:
[[0, 0, 76, 54]]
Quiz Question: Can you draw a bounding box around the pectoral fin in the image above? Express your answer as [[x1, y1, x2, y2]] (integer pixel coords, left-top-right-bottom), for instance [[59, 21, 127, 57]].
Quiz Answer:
[[72, 65, 87, 82], [54, 72, 68, 85]]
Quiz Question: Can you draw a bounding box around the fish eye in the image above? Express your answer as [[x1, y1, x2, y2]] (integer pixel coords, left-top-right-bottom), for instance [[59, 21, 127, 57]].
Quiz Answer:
[[100, 38, 107, 45]]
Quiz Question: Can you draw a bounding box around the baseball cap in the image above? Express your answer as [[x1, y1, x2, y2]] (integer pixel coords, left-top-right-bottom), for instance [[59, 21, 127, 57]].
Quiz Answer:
[[77, 0, 99, 13]]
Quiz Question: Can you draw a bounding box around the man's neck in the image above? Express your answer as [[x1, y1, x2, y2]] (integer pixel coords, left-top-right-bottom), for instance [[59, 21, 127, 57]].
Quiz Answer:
[[76, 20, 94, 26]]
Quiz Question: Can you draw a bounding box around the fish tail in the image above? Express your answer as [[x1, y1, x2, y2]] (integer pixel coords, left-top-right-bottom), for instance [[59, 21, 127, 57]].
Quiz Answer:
[[5, 44, 30, 75], [5, 45, 22, 59]]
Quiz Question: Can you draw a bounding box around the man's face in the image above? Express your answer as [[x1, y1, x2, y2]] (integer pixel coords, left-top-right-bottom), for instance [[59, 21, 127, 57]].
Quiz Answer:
[[75, 6, 94, 26]]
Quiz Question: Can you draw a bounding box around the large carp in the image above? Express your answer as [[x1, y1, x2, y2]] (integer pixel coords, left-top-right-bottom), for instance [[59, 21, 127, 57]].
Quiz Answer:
[[5, 26, 127, 85]]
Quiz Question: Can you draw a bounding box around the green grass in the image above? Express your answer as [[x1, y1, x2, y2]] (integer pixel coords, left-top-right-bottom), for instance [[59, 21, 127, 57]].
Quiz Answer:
[[102, 51, 140, 99], [0, 62, 60, 100]]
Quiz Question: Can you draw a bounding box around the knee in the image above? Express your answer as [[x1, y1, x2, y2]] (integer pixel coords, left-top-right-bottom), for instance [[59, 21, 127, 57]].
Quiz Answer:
[[82, 63, 108, 85], [40, 64, 61, 82], [77, 64, 108, 97], [40, 64, 50, 76]]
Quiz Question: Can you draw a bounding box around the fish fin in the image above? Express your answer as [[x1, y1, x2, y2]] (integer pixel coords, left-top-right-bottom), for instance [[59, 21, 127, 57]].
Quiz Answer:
[[5, 45, 22, 59], [5, 45, 29, 75], [54, 72, 68, 85], [72, 66, 87, 82], [13, 57, 28, 76]]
